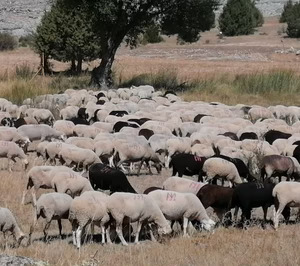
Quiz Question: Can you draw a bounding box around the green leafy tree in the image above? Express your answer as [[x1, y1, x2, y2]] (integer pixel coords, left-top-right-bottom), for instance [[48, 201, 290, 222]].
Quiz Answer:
[[280, 0, 294, 23], [286, 2, 300, 38], [219, 0, 264, 36], [34, 1, 101, 73], [61, 0, 219, 88], [0, 32, 17, 51]]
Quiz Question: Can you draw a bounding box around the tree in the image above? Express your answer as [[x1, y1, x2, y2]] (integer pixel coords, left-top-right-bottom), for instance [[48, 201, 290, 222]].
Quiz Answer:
[[219, 0, 264, 36], [62, 0, 219, 88], [280, 0, 294, 23], [34, 1, 101, 73], [286, 2, 300, 38]]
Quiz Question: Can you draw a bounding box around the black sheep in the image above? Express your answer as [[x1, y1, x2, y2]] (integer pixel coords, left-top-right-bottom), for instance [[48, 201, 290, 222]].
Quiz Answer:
[[138, 128, 154, 140], [169, 153, 207, 181], [89, 163, 137, 193], [231, 182, 290, 227], [264, 130, 292, 145], [109, 110, 128, 117], [239, 132, 258, 141], [113, 121, 139, 133], [67, 117, 89, 125]]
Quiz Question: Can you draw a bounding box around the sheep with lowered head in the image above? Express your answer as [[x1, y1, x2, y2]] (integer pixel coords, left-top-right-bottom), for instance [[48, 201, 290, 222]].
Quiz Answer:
[[0, 141, 29, 171], [202, 157, 243, 186], [148, 190, 215, 237], [28, 192, 73, 244], [0, 207, 25, 248], [107, 192, 172, 245], [69, 191, 110, 248]]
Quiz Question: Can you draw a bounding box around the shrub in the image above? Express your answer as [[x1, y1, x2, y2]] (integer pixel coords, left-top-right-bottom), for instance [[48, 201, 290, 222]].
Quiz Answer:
[[0, 32, 17, 51], [15, 64, 34, 80], [280, 0, 294, 23], [286, 2, 300, 38], [142, 25, 164, 45], [219, 0, 264, 36], [18, 34, 35, 47]]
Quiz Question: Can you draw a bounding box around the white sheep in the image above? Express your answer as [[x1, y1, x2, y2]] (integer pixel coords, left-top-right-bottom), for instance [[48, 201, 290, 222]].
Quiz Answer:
[[51, 171, 93, 197], [0, 207, 25, 247], [73, 125, 103, 139], [114, 141, 162, 175], [0, 127, 30, 146], [148, 190, 215, 236], [22, 165, 75, 206], [28, 192, 73, 243], [59, 106, 79, 120], [53, 120, 75, 137], [69, 191, 110, 248], [107, 192, 172, 245], [17, 124, 65, 142], [45, 142, 75, 165], [0, 141, 28, 172], [32, 109, 55, 125], [162, 177, 205, 194], [272, 181, 300, 229], [202, 158, 243, 186], [59, 146, 101, 171], [65, 137, 95, 151]]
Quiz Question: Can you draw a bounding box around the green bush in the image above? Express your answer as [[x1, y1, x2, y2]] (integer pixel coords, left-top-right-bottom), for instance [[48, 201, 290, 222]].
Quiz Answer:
[[18, 34, 35, 47], [280, 0, 294, 23], [219, 0, 264, 36], [0, 32, 17, 51], [286, 2, 300, 38], [142, 25, 164, 45]]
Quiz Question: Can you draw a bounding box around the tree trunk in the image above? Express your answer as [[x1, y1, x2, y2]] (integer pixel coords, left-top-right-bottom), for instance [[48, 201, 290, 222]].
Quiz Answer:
[[90, 38, 121, 89], [76, 57, 82, 73], [71, 59, 76, 72]]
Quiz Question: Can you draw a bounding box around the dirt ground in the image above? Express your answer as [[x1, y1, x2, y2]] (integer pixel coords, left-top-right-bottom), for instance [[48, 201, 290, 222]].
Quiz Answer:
[[1, 17, 300, 81]]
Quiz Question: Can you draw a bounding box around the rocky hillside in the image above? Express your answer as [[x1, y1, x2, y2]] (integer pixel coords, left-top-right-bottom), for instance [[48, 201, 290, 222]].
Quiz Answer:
[[0, 0, 288, 36]]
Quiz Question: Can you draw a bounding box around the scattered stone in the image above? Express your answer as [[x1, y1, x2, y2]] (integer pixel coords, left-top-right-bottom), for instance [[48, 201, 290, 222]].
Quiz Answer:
[[0, 255, 47, 266]]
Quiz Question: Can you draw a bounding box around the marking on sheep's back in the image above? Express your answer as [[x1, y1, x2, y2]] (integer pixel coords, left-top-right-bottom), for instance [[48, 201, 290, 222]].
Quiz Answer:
[[166, 192, 176, 201], [133, 195, 144, 200], [194, 155, 202, 162]]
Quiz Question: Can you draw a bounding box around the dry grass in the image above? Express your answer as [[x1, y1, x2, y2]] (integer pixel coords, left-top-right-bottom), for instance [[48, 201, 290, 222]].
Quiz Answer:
[[0, 157, 299, 266]]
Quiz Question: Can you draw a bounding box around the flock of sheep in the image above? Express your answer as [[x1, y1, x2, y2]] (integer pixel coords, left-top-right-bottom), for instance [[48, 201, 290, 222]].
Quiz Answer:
[[1, 84, 300, 249]]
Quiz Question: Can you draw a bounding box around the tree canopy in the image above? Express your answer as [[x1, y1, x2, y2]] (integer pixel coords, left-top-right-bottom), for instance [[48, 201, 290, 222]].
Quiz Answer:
[[219, 0, 264, 36], [34, 1, 101, 73], [39, 0, 219, 87]]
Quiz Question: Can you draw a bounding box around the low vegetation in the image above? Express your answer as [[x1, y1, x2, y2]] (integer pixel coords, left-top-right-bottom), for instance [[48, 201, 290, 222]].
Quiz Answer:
[[0, 32, 17, 51]]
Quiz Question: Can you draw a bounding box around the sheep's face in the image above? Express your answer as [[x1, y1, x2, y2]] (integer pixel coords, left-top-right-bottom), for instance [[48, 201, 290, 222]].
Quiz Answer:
[[202, 219, 215, 232], [158, 224, 172, 235]]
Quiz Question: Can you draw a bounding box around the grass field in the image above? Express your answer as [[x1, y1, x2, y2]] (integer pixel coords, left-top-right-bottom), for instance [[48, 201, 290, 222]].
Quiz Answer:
[[1, 16, 300, 265]]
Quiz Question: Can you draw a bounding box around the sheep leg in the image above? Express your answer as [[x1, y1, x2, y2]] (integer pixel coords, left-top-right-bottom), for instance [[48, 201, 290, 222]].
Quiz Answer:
[[106, 226, 112, 245], [72, 223, 77, 246], [43, 221, 51, 242], [136, 161, 144, 176], [134, 221, 142, 244], [233, 206, 239, 223], [76, 226, 82, 249], [146, 161, 153, 175], [274, 202, 286, 230], [183, 217, 189, 237], [3, 232, 7, 250], [262, 205, 268, 224], [108, 155, 114, 168], [101, 225, 106, 245], [116, 223, 128, 246], [57, 219, 62, 238]]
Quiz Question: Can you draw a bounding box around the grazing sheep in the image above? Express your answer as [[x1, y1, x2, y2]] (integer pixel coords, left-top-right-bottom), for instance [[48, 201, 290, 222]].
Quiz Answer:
[[107, 192, 172, 245], [202, 158, 243, 186], [148, 190, 215, 237], [69, 191, 110, 248], [73, 125, 103, 138], [169, 153, 207, 180], [53, 120, 75, 137], [51, 171, 93, 197], [264, 130, 292, 145], [29, 192, 73, 243], [59, 146, 101, 171], [32, 109, 55, 125], [272, 181, 300, 229], [260, 155, 300, 182], [17, 124, 65, 142], [165, 138, 192, 167], [0, 141, 28, 171], [114, 142, 162, 175], [89, 163, 137, 193], [22, 165, 75, 206], [65, 137, 95, 151], [0, 208, 25, 247], [0, 127, 30, 146], [45, 142, 75, 165]]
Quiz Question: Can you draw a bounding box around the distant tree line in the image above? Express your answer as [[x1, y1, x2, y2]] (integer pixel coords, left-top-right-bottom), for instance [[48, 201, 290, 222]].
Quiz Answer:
[[280, 0, 300, 38]]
